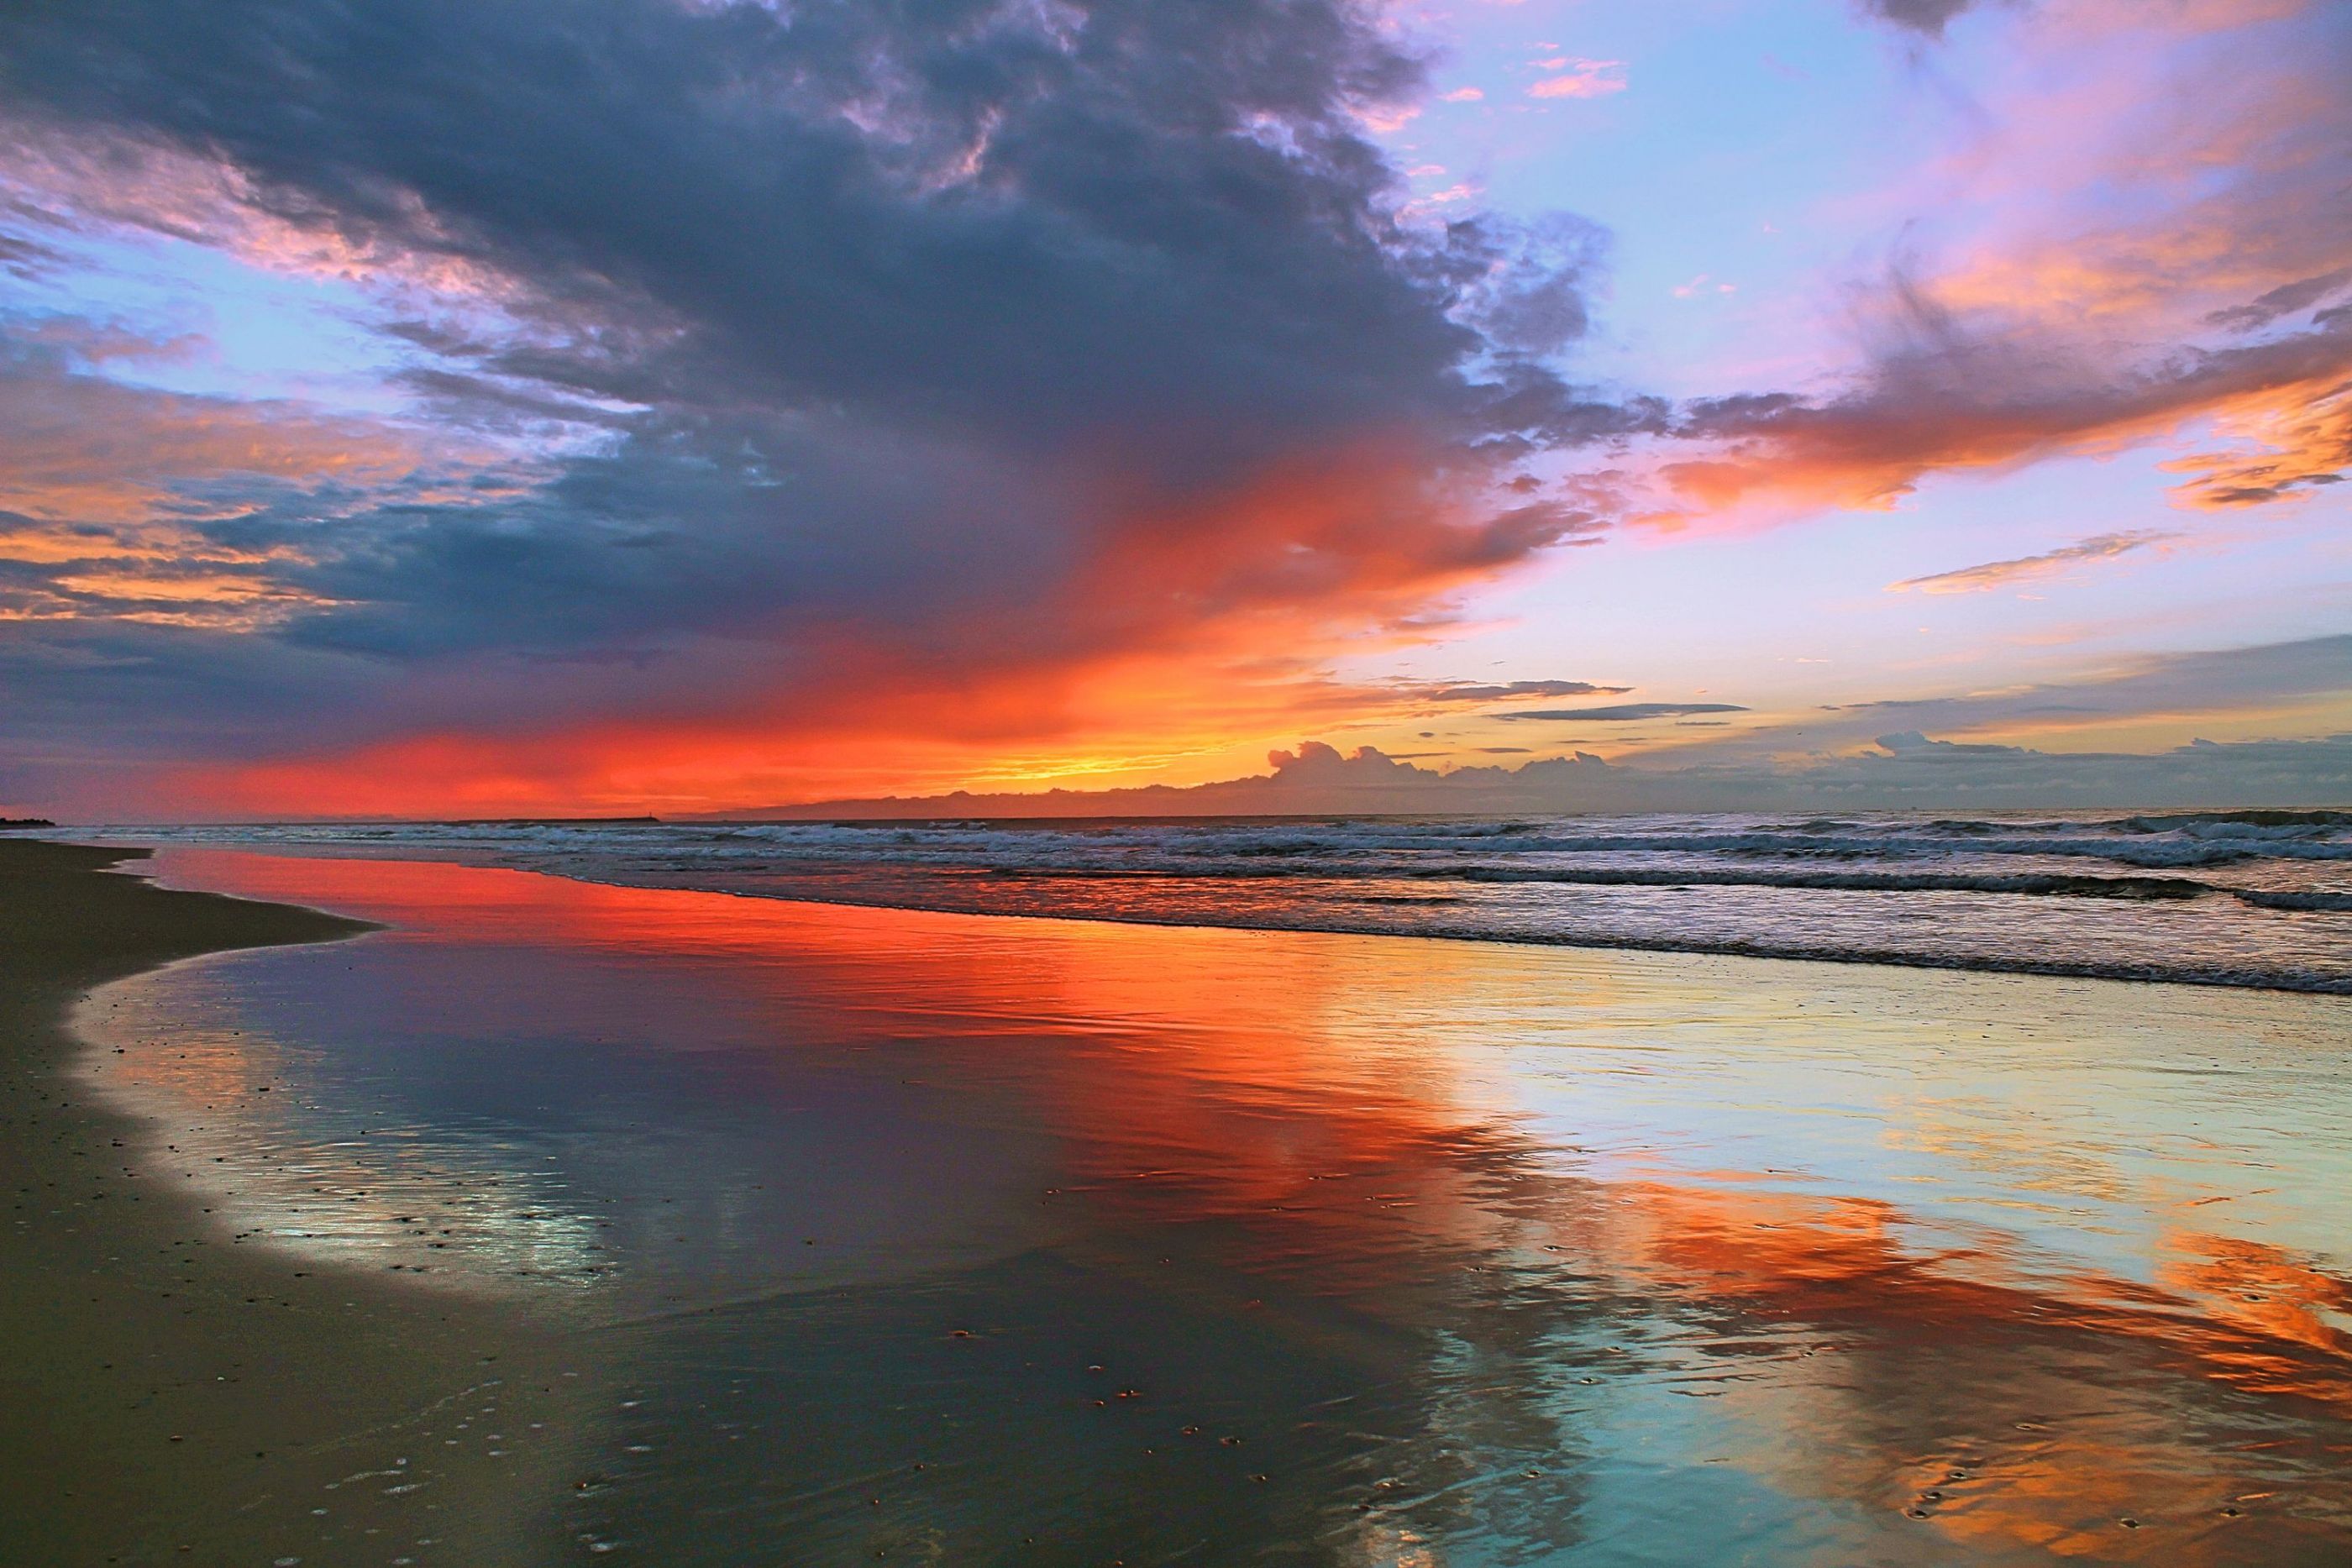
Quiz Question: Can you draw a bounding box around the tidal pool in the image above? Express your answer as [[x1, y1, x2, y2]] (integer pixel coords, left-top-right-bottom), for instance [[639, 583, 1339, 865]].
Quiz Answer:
[[76, 847, 2352, 1565]]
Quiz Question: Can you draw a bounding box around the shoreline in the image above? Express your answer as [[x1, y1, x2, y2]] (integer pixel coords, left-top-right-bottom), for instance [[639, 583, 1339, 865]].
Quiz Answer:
[[0, 842, 585, 1565], [112, 834, 2352, 998]]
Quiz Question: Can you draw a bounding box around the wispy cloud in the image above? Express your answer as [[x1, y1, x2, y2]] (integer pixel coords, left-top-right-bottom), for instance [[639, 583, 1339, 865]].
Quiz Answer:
[[1888, 530, 2178, 594], [1704, 636, 2352, 761], [1417, 679, 1632, 704], [1499, 702, 1748, 721], [1528, 59, 1627, 99]]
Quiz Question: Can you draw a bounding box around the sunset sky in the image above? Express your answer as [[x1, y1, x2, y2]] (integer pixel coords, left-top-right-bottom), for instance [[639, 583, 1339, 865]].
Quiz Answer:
[[1, 0, 2346, 818]]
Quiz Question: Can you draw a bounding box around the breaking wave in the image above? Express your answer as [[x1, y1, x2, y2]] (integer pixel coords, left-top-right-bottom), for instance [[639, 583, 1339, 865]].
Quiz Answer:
[[45, 806, 2352, 994]]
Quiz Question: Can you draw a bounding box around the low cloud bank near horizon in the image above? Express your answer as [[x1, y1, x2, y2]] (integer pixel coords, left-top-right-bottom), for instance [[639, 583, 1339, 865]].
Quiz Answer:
[[710, 731, 2352, 820]]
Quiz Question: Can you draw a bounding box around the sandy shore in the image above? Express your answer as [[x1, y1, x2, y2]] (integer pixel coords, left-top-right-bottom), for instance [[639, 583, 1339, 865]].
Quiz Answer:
[[0, 842, 586, 1565], [17, 840, 2351, 1564]]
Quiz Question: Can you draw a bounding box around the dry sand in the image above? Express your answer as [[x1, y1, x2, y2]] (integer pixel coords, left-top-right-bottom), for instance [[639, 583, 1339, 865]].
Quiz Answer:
[[0, 841, 587, 1565]]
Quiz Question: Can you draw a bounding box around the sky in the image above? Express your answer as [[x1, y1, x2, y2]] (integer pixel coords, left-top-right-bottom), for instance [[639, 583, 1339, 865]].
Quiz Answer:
[[0, 0, 2345, 819]]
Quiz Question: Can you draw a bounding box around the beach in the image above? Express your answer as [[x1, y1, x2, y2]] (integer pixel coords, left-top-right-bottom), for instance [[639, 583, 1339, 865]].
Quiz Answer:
[[6, 0, 2344, 1557], [0, 842, 591, 1565], [98, 812, 2352, 994], [8, 839, 2352, 1563]]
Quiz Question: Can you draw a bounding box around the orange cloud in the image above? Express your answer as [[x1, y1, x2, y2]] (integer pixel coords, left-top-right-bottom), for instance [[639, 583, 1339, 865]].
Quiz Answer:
[[0, 371, 421, 528], [152, 442, 1583, 816], [2163, 374, 2352, 507], [0, 353, 461, 626]]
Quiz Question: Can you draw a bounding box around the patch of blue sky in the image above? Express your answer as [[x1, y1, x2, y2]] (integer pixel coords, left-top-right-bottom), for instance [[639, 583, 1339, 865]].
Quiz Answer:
[[1368, 449, 2351, 730], [1388, 0, 1971, 396], [3, 223, 419, 417]]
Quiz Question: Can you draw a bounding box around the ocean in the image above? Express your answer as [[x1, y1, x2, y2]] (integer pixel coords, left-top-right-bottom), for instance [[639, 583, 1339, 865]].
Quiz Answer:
[[76, 807, 2352, 993]]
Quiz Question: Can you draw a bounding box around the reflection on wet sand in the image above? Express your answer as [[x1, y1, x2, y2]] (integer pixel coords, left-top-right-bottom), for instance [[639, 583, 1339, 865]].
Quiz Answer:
[[80, 848, 2352, 1563]]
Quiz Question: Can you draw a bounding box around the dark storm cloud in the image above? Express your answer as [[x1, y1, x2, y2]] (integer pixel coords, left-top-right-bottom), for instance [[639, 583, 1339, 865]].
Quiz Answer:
[[0, 0, 1620, 469], [1452, 213, 1611, 359], [262, 411, 1073, 660], [1859, 0, 1988, 39], [0, 0, 1662, 798]]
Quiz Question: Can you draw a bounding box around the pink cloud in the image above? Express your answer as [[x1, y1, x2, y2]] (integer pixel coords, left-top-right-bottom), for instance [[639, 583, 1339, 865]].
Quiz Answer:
[[1614, 0, 2352, 531], [1887, 531, 2181, 594], [1528, 59, 1627, 99]]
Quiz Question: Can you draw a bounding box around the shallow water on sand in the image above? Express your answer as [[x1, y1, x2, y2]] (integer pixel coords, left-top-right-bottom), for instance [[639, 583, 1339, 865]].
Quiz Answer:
[[77, 848, 2352, 1564], [85, 809, 2352, 992]]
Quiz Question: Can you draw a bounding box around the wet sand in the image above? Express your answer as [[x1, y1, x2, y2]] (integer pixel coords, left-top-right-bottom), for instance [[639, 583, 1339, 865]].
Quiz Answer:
[[0, 842, 591, 1565], [15, 841, 2352, 1564]]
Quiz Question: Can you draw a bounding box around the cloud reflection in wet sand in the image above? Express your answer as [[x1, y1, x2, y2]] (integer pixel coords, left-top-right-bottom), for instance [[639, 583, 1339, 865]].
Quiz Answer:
[[78, 848, 2352, 1562]]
